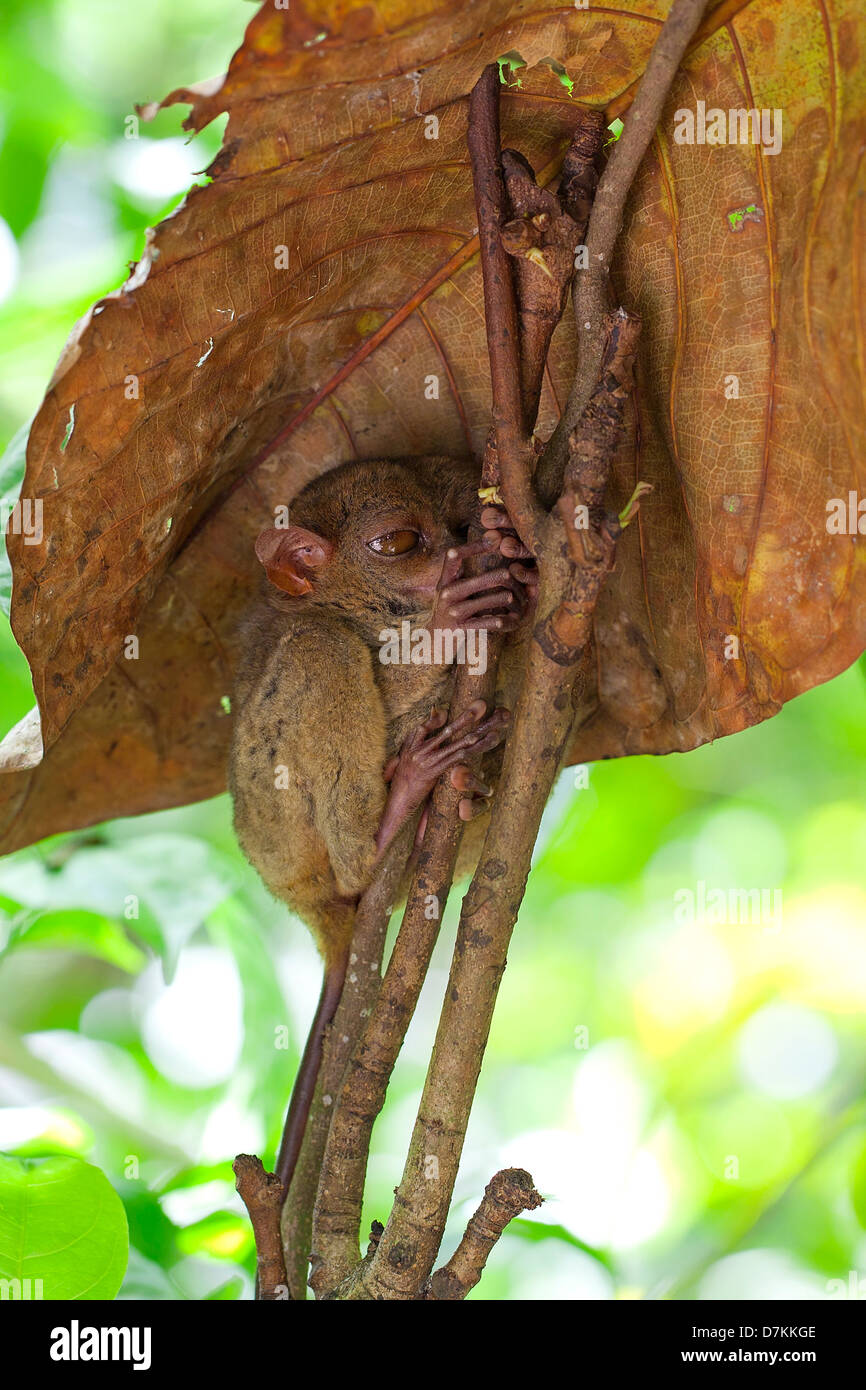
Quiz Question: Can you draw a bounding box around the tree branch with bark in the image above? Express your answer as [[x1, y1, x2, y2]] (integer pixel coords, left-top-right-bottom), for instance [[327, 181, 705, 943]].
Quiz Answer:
[[238, 0, 711, 1300]]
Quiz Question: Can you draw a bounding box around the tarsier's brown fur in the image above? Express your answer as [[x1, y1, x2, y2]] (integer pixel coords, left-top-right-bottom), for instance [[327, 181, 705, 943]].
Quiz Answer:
[[228, 457, 532, 1191]]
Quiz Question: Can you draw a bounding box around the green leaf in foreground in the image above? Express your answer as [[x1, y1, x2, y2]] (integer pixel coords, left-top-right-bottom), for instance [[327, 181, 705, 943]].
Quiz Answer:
[[0, 1153, 128, 1299]]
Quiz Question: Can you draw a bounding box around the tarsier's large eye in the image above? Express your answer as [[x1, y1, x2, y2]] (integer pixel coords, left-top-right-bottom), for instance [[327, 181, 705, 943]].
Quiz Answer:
[[367, 529, 420, 556]]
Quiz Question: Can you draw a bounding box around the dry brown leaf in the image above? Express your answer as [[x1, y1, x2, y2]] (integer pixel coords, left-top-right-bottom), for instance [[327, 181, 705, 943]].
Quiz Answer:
[[2, 0, 864, 853]]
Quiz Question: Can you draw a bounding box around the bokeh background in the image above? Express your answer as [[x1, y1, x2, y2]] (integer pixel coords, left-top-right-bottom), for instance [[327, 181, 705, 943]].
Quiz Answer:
[[1, 0, 865, 1301]]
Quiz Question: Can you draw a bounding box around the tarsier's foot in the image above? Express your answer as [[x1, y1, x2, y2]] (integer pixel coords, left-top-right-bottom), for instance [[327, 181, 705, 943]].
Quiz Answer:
[[377, 701, 509, 853]]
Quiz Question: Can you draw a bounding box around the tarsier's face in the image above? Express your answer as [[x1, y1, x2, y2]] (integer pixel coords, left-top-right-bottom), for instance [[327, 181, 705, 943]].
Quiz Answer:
[[338, 498, 464, 607], [254, 459, 477, 625]]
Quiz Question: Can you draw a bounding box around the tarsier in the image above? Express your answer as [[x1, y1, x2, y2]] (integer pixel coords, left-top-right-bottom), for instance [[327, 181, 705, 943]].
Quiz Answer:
[[228, 456, 538, 1194]]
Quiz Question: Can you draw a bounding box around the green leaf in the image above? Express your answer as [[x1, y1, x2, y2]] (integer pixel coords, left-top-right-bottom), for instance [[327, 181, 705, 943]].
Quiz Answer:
[[0, 1153, 128, 1299], [121, 1187, 182, 1266], [1, 908, 146, 973], [0, 417, 32, 618]]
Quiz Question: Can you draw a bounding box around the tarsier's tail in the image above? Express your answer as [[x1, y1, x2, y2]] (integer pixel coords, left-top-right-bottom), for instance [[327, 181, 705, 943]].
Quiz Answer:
[[275, 948, 349, 1201]]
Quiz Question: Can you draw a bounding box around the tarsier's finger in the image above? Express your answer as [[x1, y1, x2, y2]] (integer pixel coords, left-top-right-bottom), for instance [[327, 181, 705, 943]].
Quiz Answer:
[[433, 717, 508, 761], [404, 705, 448, 754], [438, 537, 495, 588], [487, 610, 524, 633], [497, 533, 534, 560], [437, 551, 463, 591], [383, 755, 400, 783], [422, 708, 509, 770], [441, 565, 518, 604], [480, 505, 533, 560], [461, 613, 522, 631], [479, 505, 510, 530], [423, 705, 449, 732], [471, 707, 510, 735], [509, 561, 539, 589], [458, 796, 490, 822], [448, 588, 518, 621], [414, 804, 430, 848], [470, 709, 511, 749], [421, 700, 486, 752], [466, 734, 506, 762], [424, 738, 498, 777]]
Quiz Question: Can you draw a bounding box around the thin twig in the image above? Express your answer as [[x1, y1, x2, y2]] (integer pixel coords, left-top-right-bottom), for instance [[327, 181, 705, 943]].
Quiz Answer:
[[537, 309, 642, 664], [233, 1154, 288, 1300], [540, 0, 711, 483], [425, 1168, 543, 1300], [468, 63, 544, 547], [308, 790, 470, 1297], [500, 110, 605, 437], [280, 827, 411, 1298]]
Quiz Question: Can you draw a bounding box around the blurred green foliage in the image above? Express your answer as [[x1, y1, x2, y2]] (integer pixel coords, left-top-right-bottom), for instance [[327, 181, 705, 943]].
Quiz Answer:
[[1, 0, 865, 1302]]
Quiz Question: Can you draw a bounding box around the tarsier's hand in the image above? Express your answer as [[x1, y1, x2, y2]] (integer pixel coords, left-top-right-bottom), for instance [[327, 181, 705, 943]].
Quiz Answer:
[[377, 702, 510, 851], [430, 517, 536, 636], [480, 504, 539, 615]]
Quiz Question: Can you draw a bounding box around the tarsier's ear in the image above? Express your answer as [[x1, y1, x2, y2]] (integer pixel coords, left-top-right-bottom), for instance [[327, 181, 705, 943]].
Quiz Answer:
[[254, 526, 333, 596]]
